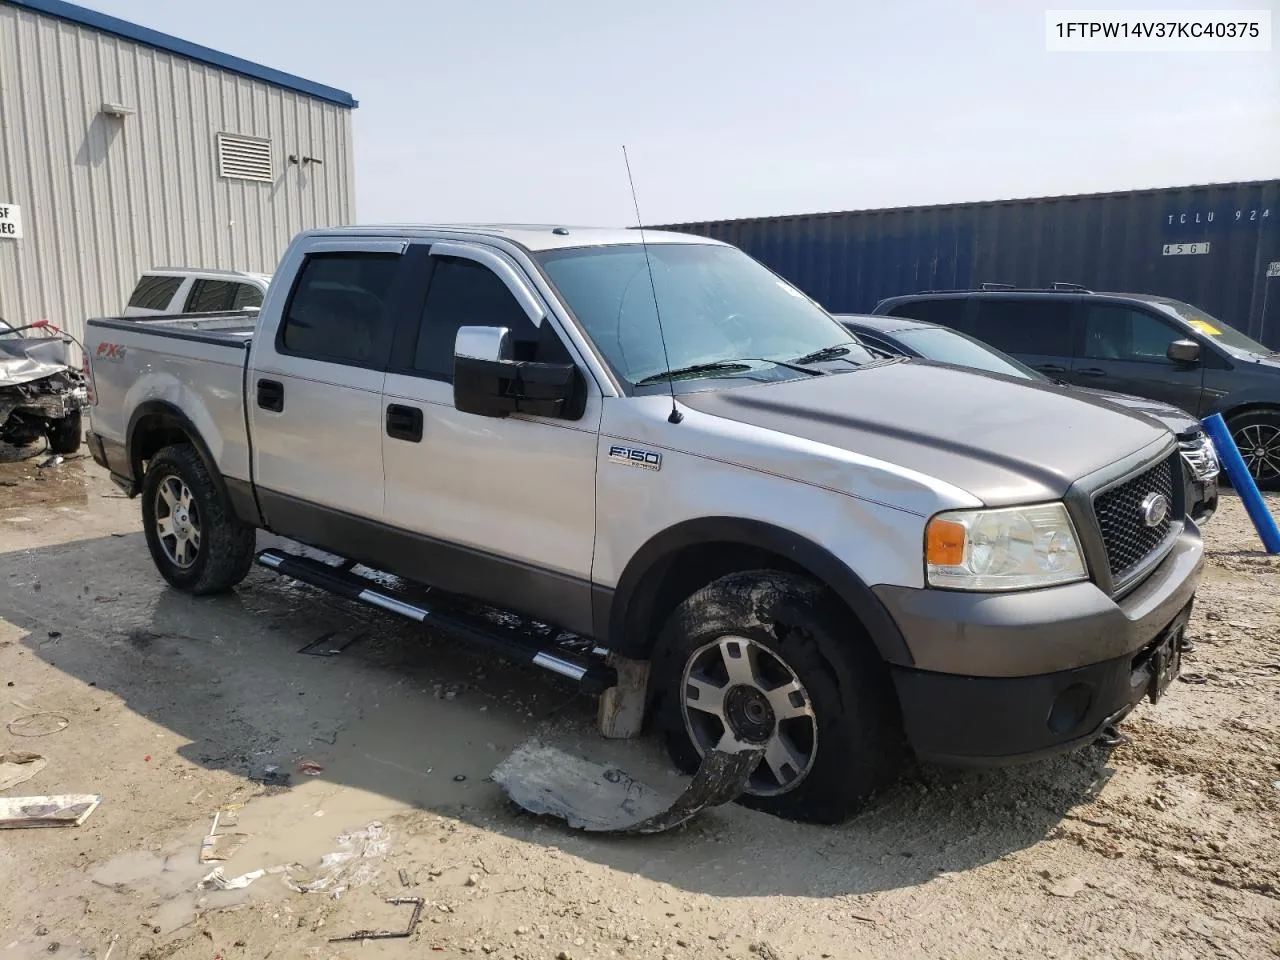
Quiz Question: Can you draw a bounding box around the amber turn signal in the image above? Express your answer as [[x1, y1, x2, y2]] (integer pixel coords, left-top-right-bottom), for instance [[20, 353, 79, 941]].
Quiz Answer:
[[925, 518, 967, 567]]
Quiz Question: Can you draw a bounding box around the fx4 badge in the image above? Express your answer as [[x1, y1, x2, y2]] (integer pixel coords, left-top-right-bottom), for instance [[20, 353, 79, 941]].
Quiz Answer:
[[95, 342, 127, 361], [608, 444, 662, 471]]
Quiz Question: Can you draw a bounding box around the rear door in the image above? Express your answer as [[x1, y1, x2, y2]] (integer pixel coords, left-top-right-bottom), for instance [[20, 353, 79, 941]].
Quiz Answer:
[[122, 274, 185, 316], [966, 297, 1077, 379], [379, 241, 601, 634], [1070, 301, 1207, 414], [247, 239, 408, 527]]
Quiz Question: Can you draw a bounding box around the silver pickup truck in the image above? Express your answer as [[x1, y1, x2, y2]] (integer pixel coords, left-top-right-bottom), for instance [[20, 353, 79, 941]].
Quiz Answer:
[[84, 225, 1204, 824]]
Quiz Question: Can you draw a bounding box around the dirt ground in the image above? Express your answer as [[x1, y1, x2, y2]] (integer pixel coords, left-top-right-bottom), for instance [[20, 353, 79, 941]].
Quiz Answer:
[[1, 451, 1277, 960]]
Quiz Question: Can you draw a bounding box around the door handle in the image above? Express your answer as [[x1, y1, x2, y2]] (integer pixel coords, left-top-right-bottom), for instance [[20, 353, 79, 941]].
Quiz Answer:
[[256, 378, 284, 412], [1075, 368, 1107, 378], [1035, 364, 1067, 375], [385, 403, 423, 443]]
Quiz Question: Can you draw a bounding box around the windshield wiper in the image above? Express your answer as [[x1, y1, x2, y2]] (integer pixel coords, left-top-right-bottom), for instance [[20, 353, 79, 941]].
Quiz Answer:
[[636, 362, 753, 385], [791, 342, 857, 365]]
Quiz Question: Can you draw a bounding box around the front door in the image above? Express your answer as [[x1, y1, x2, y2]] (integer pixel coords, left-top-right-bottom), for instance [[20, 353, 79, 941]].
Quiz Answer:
[[380, 242, 601, 635], [1069, 302, 1207, 415]]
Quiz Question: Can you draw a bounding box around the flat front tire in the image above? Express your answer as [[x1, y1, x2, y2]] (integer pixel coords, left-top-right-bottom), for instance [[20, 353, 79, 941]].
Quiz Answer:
[[652, 571, 905, 824], [140, 444, 255, 595]]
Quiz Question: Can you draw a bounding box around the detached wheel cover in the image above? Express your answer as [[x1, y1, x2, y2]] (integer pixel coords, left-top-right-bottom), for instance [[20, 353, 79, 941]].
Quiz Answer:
[[680, 635, 819, 797]]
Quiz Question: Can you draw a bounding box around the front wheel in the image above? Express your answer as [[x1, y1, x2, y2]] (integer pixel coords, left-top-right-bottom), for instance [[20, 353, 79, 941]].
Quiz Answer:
[[141, 444, 256, 594], [651, 571, 905, 824], [1228, 410, 1280, 491], [45, 410, 82, 455]]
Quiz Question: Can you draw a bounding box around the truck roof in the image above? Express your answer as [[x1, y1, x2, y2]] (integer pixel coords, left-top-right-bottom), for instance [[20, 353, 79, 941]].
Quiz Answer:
[[297, 224, 725, 252]]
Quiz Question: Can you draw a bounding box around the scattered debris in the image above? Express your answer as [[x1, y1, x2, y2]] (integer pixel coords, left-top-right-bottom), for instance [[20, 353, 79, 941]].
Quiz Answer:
[[1047, 876, 1087, 898], [0, 752, 46, 792], [249, 766, 290, 788], [6, 713, 70, 737], [200, 829, 250, 863], [491, 739, 763, 834], [297, 760, 324, 776], [37, 454, 63, 469], [453, 774, 466, 783], [0, 794, 101, 828], [298, 630, 365, 656], [328, 897, 424, 943], [279, 821, 390, 897], [198, 867, 265, 890]]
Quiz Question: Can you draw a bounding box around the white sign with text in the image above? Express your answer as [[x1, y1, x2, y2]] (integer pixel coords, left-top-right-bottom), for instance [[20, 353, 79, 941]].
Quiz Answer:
[[0, 204, 22, 239]]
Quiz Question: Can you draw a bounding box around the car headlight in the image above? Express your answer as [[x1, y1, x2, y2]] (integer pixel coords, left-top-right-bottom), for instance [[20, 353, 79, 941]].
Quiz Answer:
[[1179, 435, 1220, 481], [925, 503, 1087, 591]]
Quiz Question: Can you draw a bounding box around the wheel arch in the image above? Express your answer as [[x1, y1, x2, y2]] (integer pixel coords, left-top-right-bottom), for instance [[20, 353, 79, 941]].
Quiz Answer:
[[600, 517, 913, 666], [125, 401, 261, 523]]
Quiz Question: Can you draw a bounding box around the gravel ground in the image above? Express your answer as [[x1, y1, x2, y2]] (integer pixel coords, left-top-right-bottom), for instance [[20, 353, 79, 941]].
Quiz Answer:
[[0, 456, 1277, 960]]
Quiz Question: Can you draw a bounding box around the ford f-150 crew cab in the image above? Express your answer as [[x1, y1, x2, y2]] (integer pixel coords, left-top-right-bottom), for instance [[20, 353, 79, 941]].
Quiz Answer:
[[83, 225, 1204, 824]]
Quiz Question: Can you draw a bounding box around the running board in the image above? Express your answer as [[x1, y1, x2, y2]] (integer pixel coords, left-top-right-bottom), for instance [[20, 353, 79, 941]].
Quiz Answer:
[[256, 549, 617, 696]]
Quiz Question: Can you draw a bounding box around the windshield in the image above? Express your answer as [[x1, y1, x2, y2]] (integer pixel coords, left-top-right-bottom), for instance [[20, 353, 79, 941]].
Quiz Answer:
[[894, 326, 1043, 380], [1148, 299, 1272, 355], [537, 243, 872, 388]]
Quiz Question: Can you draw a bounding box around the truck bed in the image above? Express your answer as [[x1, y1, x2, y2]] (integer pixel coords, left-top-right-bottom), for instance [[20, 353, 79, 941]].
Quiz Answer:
[[85, 311, 258, 486]]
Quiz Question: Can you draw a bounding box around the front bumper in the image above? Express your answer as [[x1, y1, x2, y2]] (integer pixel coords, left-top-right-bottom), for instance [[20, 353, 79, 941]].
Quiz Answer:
[[875, 521, 1203, 765], [1188, 473, 1219, 524]]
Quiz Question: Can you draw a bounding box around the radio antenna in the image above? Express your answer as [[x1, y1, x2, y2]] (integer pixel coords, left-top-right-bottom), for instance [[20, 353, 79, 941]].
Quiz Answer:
[[622, 145, 682, 425]]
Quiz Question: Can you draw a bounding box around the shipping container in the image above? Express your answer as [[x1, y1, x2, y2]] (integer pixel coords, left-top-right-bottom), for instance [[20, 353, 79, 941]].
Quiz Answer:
[[659, 179, 1280, 351]]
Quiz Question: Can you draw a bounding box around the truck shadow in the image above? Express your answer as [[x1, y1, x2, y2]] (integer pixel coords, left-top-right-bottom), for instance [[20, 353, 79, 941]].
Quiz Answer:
[[2, 529, 1120, 901]]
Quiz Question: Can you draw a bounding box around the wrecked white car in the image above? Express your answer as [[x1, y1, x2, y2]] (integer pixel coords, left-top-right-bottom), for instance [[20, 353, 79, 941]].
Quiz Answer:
[[0, 319, 88, 454]]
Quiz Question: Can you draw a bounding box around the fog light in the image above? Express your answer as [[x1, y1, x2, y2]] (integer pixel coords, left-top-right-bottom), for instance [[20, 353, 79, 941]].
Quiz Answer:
[[1047, 682, 1094, 735]]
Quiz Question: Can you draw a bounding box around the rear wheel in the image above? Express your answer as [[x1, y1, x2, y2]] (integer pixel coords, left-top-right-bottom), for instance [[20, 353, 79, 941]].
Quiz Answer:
[[141, 444, 255, 594], [1228, 410, 1280, 491], [651, 571, 905, 824]]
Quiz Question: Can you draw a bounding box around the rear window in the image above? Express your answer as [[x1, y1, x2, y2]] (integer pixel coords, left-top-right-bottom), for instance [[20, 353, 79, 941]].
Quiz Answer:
[[279, 253, 401, 366], [127, 275, 183, 311], [970, 299, 1074, 356], [186, 279, 264, 313], [884, 298, 967, 328]]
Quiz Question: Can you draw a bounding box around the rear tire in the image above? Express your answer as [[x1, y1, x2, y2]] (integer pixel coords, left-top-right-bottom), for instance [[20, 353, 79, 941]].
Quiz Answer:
[[1227, 410, 1280, 491], [141, 444, 255, 595], [651, 570, 905, 824], [46, 410, 82, 455]]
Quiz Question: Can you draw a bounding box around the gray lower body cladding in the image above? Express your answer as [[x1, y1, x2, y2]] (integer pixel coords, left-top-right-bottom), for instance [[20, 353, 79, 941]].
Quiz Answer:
[[875, 522, 1203, 764]]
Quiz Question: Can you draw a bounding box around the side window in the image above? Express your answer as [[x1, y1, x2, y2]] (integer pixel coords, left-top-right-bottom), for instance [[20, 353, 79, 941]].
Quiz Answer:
[[186, 279, 237, 313], [1082, 305, 1179, 363], [128, 275, 182, 311], [232, 283, 264, 310], [886, 298, 967, 330], [970, 299, 1073, 356], [279, 252, 401, 366], [412, 256, 567, 381]]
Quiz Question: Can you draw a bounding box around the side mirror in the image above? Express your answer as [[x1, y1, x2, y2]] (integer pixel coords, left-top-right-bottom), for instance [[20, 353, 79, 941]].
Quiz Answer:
[[452, 324, 584, 420], [1167, 339, 1200, 364]]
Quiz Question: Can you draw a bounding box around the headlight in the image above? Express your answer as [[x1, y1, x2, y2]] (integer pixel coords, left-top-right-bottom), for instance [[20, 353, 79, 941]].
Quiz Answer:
[[1179, 435, 1220, 481], [925, 503, 1087, 591]]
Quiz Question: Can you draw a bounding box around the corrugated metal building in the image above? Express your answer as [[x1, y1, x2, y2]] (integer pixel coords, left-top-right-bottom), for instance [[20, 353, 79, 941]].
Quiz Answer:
[[0, 0, 357, 342], [660, 180, 1280, 350]]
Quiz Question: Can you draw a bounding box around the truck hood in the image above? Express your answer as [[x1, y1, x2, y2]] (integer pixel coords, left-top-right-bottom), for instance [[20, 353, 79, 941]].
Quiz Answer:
[[0, 335, 72, 388], [679, 360, 1172, 505], [1066, 386, 1199, 437]]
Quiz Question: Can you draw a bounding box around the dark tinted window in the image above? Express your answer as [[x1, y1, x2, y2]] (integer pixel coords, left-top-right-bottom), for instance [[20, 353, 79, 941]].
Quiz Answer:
[[280, 253, 401, 366], [1082, 305, 1180, 363], [128, 275, 183, 310], [849, 332, 901, 359], [884, 298, 967, 329], [970, 299, 1073, 356], [187, 279, 265, 313], [413, 257, 564, 381]]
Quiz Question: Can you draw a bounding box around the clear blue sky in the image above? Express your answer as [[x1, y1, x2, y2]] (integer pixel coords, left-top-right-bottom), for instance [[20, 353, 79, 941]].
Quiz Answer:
[[94, 0, 1279, 225]]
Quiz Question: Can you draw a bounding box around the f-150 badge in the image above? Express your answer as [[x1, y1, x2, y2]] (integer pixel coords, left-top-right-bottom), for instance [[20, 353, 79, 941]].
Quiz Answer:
[[608, 444, 662, 471]]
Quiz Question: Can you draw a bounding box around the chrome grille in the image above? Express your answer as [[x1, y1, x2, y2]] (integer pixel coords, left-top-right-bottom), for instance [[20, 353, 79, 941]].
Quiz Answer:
[[1093, 459, 1177, 583]]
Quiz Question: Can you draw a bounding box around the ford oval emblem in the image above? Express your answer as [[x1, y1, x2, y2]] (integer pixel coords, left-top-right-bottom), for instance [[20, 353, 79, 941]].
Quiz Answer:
[[1140, 493, 1170, 528]]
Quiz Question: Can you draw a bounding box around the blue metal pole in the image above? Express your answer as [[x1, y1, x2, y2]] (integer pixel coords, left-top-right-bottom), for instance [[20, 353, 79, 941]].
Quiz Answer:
[[1201, 412, 1280, 554]]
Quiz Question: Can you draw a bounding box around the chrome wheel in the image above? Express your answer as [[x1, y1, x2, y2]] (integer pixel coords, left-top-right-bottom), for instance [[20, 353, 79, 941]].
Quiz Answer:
[[680, 636, 818, 797], [1234, 422, 1280, 484], [154, 475, 201, 569]]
